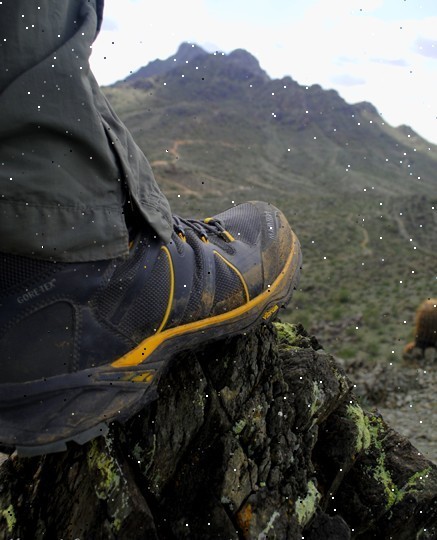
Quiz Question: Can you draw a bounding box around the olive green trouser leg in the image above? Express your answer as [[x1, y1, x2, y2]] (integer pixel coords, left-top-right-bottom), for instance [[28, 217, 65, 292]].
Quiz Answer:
[[0, 0, 172, 262]]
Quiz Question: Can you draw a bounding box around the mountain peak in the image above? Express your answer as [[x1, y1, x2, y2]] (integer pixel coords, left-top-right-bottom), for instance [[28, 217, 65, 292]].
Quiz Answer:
[[174, 42, 208, 62], [227, 48, 269, 81], [123, 43, 269, 85], [124, 42, 208, 84]]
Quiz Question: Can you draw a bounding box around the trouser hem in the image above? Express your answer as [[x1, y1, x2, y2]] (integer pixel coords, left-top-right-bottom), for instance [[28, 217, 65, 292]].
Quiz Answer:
[[0, 200, 129, 262]]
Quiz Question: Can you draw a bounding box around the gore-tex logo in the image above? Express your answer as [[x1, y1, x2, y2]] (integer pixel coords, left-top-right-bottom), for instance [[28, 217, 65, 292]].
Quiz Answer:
[[17, 278, 57, 304], [264, 211, 276, 239]]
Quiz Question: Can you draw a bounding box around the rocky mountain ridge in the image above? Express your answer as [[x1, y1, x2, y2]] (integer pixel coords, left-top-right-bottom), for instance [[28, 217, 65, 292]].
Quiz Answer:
[[124, 42, 269, 85], [112, 42, 437, 201], [103, 43, 436, 366]]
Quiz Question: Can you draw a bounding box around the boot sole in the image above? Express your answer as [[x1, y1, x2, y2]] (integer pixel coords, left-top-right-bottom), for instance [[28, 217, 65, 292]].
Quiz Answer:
[[0, 234, 301, 457]]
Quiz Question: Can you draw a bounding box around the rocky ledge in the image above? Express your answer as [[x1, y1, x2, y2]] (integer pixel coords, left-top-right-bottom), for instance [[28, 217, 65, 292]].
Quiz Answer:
[[0, 323, 436, 539]]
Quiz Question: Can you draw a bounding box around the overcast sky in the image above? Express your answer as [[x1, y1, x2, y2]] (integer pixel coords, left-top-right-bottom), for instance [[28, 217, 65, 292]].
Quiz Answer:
[[90, 0, 437, 144]]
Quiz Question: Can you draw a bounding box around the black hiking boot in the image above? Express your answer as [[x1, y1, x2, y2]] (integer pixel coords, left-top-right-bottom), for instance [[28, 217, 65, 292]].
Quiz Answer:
[[0, 201, 301, 456]]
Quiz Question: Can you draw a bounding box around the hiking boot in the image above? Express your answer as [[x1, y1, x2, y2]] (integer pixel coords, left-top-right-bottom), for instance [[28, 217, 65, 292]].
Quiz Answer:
[[0, 201, 301, 456]]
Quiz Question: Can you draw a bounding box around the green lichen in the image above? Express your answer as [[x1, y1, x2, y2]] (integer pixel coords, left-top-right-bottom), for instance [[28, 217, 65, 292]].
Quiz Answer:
[[86, 438, 132, 534], [330, 361, 351, 395], [233, 419, 247, 435], [344, 407, 403, 510], [113, 517, 122, 532], [345, 403, 371, 453], [366, 414, 385, 451], [273, 322, 298, 347], [368, 459, 432, 511], [372, 453, 399, 509], [362, 414, 401, 510], [1, 504, 16, 533], [309, 381, 325, 423], [86, 438, 121, 500], [294, 480, 321, 526], [403, 467, 432, 492], [273, 322, 300, 349], [391, 466, 433, 507]]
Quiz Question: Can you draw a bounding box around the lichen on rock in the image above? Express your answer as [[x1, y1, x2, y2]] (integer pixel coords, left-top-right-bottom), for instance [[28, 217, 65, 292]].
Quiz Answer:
[[86, 437, 122, 501], [0, 323, 435, 539], [345, 402, 371, 453], [1, 504, 16, 533], [294, 480, 321, 527]]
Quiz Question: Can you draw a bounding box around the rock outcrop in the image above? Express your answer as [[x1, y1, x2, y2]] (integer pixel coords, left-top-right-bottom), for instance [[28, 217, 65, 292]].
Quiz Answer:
[[0, 323, 436, 539]]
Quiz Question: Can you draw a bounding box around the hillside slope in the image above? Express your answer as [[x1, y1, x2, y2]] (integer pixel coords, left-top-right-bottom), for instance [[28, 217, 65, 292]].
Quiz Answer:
[[103, 43, 437, 363]]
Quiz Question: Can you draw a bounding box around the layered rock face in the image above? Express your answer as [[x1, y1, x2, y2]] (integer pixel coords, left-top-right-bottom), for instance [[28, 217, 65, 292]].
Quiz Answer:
[[0, 323, 436, 539]]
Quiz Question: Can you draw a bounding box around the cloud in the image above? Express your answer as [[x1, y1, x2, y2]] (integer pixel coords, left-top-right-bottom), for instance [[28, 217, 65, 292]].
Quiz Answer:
[[337, 56, 359, 65], [331, 74, 365, 86], [371, 58, 408, 67], [414, 37, 437, 59], [101, 18, 118, 31]]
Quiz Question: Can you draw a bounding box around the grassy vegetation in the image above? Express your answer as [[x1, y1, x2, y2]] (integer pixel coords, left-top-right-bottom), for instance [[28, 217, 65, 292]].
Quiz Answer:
[[102, 51, 437, 364], [280, 192, 435, 362]]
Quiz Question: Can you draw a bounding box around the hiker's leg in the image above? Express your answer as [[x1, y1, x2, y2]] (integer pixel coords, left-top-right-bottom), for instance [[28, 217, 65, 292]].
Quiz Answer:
[[0, 0, 172, 262], [0, 0, 302, 458]]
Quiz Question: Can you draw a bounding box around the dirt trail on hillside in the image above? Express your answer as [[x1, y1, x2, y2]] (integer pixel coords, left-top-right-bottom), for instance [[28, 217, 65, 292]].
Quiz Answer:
[[392, 209, 435, 257], [150, 139, 195, 167], [151, 139, 238, 168], [347, 213, 372, 255]]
